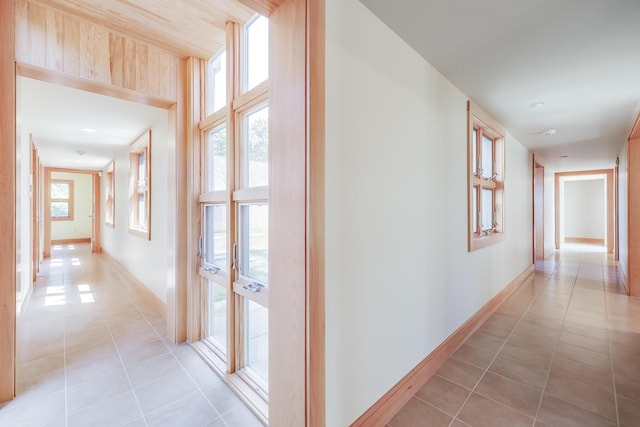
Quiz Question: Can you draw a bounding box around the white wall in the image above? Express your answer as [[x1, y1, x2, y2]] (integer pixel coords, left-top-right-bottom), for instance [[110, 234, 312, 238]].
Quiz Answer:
[[619, 149, 628, 277], [563, 179, 605, 240], [101, 116, 170, 304], [50, 171, 93, 240], [325, 1, 533, 424]]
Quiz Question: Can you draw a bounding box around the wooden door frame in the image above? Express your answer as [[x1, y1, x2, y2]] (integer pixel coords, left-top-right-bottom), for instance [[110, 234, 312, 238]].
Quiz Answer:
[[627, 113, 640, 296], [533, 158, 544, 261], [554, 169, 614, 253]]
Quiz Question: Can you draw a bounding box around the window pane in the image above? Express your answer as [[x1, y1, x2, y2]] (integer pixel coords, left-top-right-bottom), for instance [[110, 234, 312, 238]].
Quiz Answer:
[[239, 204, 268, 284], [472, 186, 478, 235], [138, 194, 146, 228], [481, 189, 494, 232], [51, 182, 70, 199], [206, 125, 227, 192], [204, 204, 227, 269], [51, 201, 69, 218], [472, 128, 478, 175], [481, 135, 493, 179], [244, 106, 269, 187], [207, 50, 226, 115], [207, 280, 227, 352], [245, 299, 268, 386], [246, 15, 269, 91]]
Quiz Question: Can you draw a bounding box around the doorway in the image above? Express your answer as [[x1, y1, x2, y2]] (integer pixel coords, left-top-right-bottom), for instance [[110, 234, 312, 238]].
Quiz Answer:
[[533, 161, 545, 260]]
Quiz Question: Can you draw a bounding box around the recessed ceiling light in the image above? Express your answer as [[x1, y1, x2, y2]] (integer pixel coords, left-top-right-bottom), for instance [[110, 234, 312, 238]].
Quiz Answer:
[[82, 128, 96, 133], [560, 155, 569, 158], [529, 102, 545, 109], [542, 129, 556, 136], [76, 150, 86, 156]]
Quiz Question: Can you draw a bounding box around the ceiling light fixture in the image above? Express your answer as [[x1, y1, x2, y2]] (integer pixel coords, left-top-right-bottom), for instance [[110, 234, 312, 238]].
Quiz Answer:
[[529, 102, 545, 109], [82, 128, 96, 133], [542, 129, 556, 136], [76, 150, 86, 156], [560, 155, 569, 158]]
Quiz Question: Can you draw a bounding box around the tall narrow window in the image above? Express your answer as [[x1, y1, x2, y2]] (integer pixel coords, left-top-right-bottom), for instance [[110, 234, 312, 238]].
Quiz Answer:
[[51, 180, 73, 221], [207, 49, 226, 115], [468, 101, 505, 251], [104, 162, 115, 227], [129, 130, 151, 239], [244, 15, 269, 92]]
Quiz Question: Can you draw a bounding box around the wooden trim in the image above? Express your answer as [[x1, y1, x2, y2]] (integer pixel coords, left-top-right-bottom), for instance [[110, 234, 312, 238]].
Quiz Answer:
[[233, 186, 268, 202], [104, 162, 115, 228], [628, 110, 640, 140], [45, 167, 98, 175], [0, 0, 16, 403], [307, 0, 325, 424], [617, 260, 629, 294], [628, 136, 640, 296], [351, 264, 535, 427], [92, 173, 102, 253], [615, 164, 619, 260], [564, 237, 605, 245], [128, 130, 151, 240], [533, 160, 545, 261], [51, 238, 91, 244], [102, 249, 166, 319], [554, 169, 614, 254], [17, 62, 174, 109]]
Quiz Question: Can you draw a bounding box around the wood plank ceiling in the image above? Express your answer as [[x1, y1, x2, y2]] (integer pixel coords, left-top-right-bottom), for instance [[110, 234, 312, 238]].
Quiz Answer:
[[31, 0, 256, 59]]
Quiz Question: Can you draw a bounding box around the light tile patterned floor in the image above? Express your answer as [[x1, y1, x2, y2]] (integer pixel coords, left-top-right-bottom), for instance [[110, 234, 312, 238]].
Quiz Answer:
[[390, 244, 640, 427], [0, 244, 263, 427]]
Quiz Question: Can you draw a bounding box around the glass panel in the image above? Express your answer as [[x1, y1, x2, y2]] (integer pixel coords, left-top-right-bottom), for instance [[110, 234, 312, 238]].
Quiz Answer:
[[472, 128, 477, 175], [245, 299, 268, 386], [482, 188, 494, 232], [51, 201, 69, 218], [204, 204, 227, 269], [246, 15, 269, 91], [481, 134, 494, 179], [51, 182, 70, 199], [138, 193, 146, 228], [207, 280, 227, 352], [206, 125, 227, 192], [207, 50, 226, 115], [472, 186, 478, 235], [239, 204, 268, 284], [244, 105, 269, 187]]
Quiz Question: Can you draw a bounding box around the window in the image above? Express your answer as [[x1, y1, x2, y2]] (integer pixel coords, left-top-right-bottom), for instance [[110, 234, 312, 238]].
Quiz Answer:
[[468, 101, 505, 251], [51, 179, 73, 221], [129, 130, 151, 239], [196, 13, 270, 412], [104, 162, 115, 227]]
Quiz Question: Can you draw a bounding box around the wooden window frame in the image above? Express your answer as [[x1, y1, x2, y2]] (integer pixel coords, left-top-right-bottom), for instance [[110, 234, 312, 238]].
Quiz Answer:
[[104, 162, 115, 228], [128, 130, 151, 240], [468, 101, 505, 251], [50, 179, 74, 221]]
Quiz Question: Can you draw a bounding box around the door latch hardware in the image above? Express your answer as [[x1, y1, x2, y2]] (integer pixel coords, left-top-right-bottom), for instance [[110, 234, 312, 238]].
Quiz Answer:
[[204, 266, 220, 274]]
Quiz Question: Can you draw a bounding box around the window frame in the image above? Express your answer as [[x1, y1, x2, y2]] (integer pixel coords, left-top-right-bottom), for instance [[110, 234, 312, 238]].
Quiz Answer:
[[50, 179, 74, 221], [468, 101, 505, 251], [128, 130, 151, 240], [104, 162, 115, 228]]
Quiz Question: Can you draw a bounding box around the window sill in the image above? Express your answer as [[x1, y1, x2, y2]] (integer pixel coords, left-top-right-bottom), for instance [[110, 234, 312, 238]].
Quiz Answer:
[[128, 227, 150, 240], [469, 232, 504, 252]]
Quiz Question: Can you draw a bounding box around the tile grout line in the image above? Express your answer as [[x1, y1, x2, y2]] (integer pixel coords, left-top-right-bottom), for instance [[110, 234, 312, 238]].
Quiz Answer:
[[448, 268, 556, 426], [602, 253, 621, 427]]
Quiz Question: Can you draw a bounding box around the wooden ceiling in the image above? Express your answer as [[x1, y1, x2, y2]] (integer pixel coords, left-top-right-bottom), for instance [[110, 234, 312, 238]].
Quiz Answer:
[[32, 0, 257, 59]]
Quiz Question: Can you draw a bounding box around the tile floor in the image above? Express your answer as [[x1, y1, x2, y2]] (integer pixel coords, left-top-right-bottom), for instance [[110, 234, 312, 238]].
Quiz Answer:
[[0, 243, 263, 427], [390, 244, 640, 427]]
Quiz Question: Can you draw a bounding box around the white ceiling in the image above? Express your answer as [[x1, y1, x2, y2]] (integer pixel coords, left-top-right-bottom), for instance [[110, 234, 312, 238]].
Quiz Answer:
[[359, 0, 640, 171], [19, 77, 167, 171]]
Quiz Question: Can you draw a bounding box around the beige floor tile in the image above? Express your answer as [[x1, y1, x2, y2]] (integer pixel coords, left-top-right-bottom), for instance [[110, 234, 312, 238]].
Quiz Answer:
[[389, 397, 452, 427], [545, 370, 616, 420], [15, 369, 66, 403], [498, 340, 553, 370], [537, 394, 616, 427], [119, 338, 169, 367], [145, 391, 220, 427], [126, 352, 184, 389], [464, 331, 506, 354], [222, 403, 264, 427], [451, 343, 496, 370], [457, 393, 533, 427], [202, 379, 245, 415], [549, 356, 613, 393], [17, 353, 65, 382], [67, 369, 132, 414], [488, 354, 549, 390], [618, 395, 640, 427], [555, 342, 611, 370], [67, 390, 143, 427], [436, 358, 485, 390], [414, 374, 470, 416], [134, 369, 198, 414], [0, 389, 66, 427], [475, 371, 542, 417]]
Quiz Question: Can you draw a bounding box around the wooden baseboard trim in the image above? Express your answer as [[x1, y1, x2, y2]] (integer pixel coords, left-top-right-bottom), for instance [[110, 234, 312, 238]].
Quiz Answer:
[[101, 249, 166, 319], [350, 264, 535, 427], [544, 247, 556, 260], [564, 237, 605, 245], [617, 261, 629, 295], [51, 238, 91, 245]]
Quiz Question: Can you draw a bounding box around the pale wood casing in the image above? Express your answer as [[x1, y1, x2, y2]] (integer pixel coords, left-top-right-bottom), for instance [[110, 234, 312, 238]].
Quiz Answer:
[[627, 112, 640, 296]]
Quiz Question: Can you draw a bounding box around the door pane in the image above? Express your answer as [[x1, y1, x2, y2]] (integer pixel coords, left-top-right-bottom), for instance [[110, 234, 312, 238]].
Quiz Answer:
[[472, 186, 478, 235], [246, 15, 269, 91], [481, 135, 494, 179], [472, 127, 478, 175], [207, 280, 227, 352], [245, 299, 268, 386], [204, 204, 227, 269], [206, 125, 227, 192], [239, 204, 268, 284], [482, 188, 494, 232], [244, 106, 269, 188]]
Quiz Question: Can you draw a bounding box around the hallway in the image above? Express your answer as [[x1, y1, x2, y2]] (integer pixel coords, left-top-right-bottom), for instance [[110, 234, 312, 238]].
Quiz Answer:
[[391, 245, 640, 427], [0, 244, 262, 427]]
